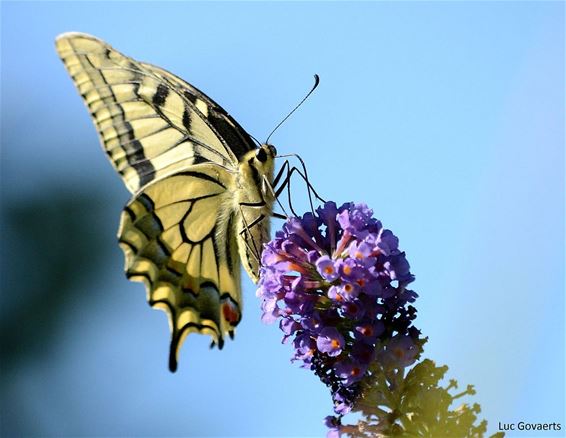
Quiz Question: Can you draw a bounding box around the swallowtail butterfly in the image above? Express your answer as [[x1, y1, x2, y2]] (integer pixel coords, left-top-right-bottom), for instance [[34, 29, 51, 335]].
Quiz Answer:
[[56, 33, 277, 371]]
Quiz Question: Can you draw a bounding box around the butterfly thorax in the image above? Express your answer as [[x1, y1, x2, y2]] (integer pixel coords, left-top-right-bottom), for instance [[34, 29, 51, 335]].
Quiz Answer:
[[233, 144, 277, 282]]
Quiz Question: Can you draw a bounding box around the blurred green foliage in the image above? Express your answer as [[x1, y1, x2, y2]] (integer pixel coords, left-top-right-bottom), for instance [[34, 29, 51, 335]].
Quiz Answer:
[[342, 357, 505, 438], [1, 188, 113, 371]]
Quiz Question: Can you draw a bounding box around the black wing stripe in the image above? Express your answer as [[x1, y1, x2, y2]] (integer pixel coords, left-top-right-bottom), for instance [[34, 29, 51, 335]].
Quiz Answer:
[[71, 40, 156, 186], [176, 171, 227, 190], [177, 79, 257, 159], [182, 108, 191, 131], [207, 110, 252, 159], [149, 298, 222, 372], [137, 193, 154, 211], [152, 83, 169, 107]]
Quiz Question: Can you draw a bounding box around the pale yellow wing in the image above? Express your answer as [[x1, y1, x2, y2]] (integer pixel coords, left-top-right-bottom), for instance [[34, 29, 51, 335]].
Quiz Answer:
[[55, 32, 256, 193], [118, 165, 241, 371]]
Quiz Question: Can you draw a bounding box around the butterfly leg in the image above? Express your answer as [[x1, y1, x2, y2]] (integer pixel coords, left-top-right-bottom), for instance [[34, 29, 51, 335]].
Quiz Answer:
[[272, 160, 297, 217], [237, 203, 266, 265], [273, 158, 326, 217], [262, 172, 290, 219], [275, 155, 325, 203]]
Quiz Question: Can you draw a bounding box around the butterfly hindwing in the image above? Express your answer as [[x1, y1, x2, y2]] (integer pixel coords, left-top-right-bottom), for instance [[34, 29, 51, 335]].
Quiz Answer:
[[118, 165, 242, 371]]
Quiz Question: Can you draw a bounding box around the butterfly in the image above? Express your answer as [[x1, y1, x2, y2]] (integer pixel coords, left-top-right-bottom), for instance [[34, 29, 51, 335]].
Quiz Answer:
[[56, 33, 279, 371]]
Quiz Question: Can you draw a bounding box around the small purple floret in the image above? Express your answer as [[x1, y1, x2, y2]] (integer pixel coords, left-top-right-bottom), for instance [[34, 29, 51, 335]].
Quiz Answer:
[[316, 255, 340, 281], [316, 327, 345, 356], [324, 415, 342, 438], [336, 359, 368, 386]]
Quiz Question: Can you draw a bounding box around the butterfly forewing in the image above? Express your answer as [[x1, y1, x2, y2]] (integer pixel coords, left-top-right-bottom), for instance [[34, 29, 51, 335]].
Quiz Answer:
[[55, 33, 255, 193], [56, 32, 273, 370]]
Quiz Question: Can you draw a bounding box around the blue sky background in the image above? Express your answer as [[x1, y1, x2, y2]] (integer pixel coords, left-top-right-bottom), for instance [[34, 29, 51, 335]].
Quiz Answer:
[[1, 1, 564, 437]]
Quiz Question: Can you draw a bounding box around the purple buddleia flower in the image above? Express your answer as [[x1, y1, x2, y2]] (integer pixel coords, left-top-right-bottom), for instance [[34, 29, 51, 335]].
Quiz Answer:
[[293, 333, 316, 363], [338, 282, 360, 301], [300, 311, 324, 333], [332, 389, 354, 415], [324, 415, 342, 438], [256, 201, 422, 433], [340, 300, 365, 319], [351, 341, 377, 365], [336, 359, 368, 386], [354, 321, 384, 344], [378, 334, 419, 369], [280, 317, 300, 343], [259, 295, 280, 324], [376, 228, 399, 256], [316, 327, 345, 356], [316, 255, 340, 281]]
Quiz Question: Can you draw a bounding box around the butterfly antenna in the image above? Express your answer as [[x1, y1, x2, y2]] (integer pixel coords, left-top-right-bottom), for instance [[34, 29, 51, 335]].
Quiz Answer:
[[265, 74, 320, 144], [249, 134, 262, 147]]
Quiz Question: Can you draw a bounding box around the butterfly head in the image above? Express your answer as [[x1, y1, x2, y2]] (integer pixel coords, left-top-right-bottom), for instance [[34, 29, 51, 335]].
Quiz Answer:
[[238, 144, 277, 197], [241, 144, 277, 174], [256, 144, 277, 163]]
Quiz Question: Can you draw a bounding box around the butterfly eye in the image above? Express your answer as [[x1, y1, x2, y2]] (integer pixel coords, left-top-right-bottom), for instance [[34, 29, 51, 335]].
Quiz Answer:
[[256, 148, 268, 163], [268, 145, 278, 156]]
